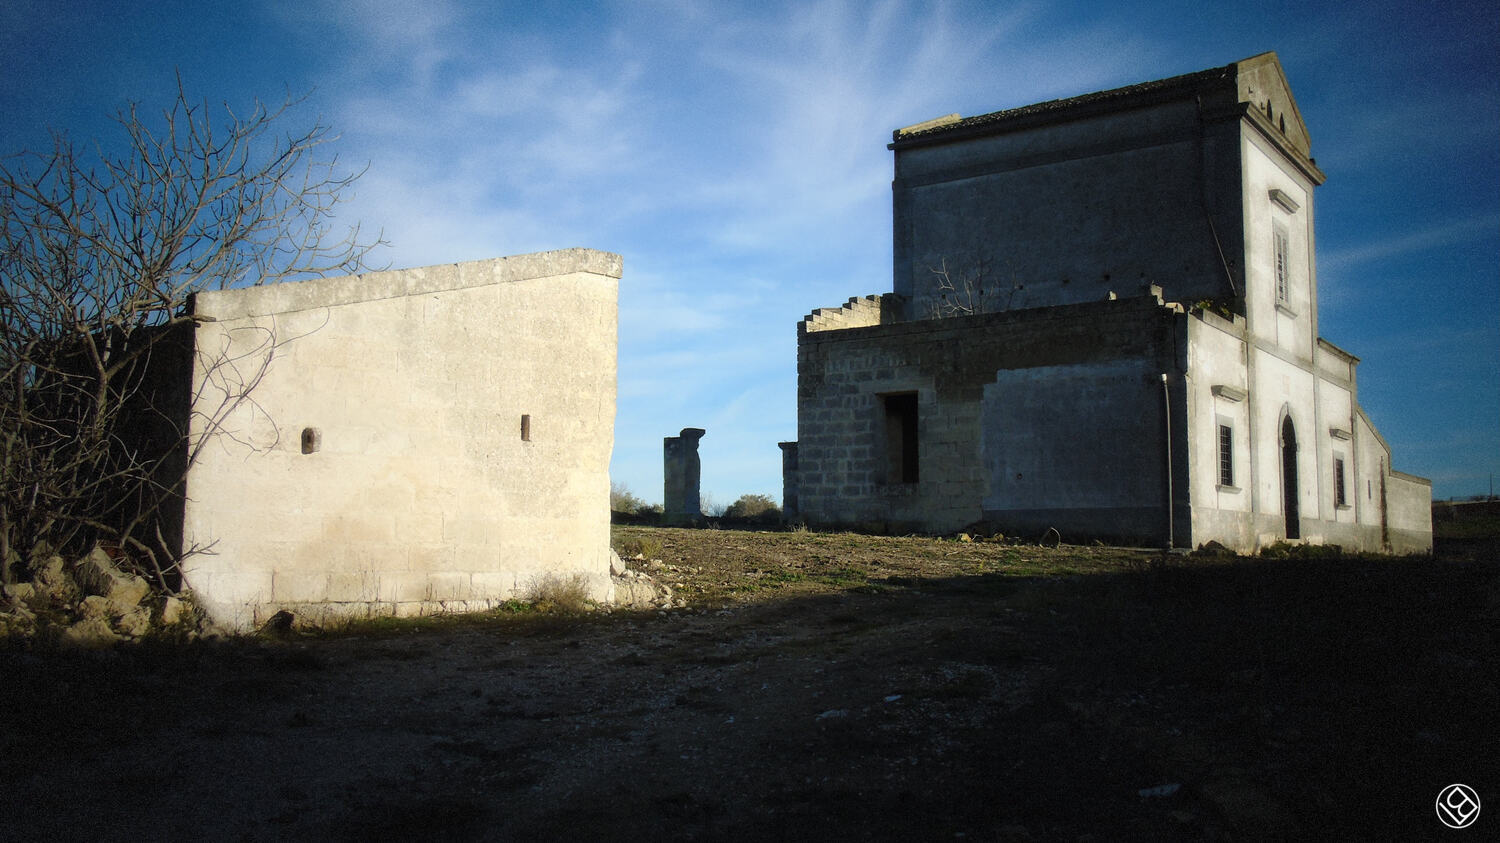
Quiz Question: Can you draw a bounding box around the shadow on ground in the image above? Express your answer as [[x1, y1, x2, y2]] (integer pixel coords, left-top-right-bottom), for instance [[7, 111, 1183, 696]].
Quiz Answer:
[[2, 534, 1496, 841]]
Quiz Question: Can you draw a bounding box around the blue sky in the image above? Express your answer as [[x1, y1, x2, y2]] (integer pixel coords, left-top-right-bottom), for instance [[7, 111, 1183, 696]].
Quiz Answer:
[[3, 0, 1496, 504]]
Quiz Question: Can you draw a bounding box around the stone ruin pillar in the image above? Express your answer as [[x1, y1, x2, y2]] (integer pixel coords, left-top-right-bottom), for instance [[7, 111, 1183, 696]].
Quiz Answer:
[[663, 428, 706, 523], [778, 441, 799, 519]]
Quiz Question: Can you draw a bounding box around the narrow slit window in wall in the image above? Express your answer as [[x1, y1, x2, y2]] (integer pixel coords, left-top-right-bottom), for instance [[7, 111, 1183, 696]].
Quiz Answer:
[[301, 427, 321, 454], [1217, 423, 1234, 487], [1273, 223, 1290, 306], [1334, 456, 1347, 507], [521, 414, 531, 442]]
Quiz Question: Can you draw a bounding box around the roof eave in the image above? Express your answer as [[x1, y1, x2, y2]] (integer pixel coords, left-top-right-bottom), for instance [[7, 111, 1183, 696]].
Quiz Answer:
[[1242, 105, 1326, 185], [889, 65, 1233, 151]]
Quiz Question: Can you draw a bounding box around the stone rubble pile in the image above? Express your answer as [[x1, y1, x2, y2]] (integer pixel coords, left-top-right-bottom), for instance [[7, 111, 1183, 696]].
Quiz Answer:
[[609, 549, 678, 610], [0, 546, 203, 646]]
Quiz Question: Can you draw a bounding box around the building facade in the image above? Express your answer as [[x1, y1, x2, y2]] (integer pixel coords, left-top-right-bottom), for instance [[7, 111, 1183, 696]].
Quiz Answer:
[[176, 248, 620, 629], [786, 53, 1431, 553]]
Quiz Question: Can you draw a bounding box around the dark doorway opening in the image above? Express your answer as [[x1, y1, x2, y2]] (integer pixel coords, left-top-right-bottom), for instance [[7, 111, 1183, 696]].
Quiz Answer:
[[883, 393, 919, 484], [1281, 415, 1300, 540]]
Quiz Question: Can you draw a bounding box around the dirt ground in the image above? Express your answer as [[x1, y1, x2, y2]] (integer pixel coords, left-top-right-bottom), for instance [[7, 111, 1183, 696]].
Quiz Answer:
[[2, 527, 1496, 841]]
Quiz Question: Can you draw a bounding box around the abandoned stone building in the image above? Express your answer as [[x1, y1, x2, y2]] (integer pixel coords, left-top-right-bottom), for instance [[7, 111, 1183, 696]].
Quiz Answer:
[[173, 248, 620, 629], [783, 52, 1431, 553]]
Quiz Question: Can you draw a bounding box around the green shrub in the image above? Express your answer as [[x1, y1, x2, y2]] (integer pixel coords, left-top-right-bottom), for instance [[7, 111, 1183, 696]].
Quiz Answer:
[[610, 482, 654, 515], [724, 493, 781, 523], [615, 535, 663, 561]]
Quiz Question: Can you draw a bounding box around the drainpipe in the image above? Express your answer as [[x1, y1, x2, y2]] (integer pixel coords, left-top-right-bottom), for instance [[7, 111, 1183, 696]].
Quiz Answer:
[[1195, 95, 1239, 300], [1161, 373, 1174, 551]]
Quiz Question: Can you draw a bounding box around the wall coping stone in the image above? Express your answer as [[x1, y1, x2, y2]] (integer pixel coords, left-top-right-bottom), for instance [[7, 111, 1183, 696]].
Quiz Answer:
[[193, 248, 622, 320], [798, 290, 1173, 347]]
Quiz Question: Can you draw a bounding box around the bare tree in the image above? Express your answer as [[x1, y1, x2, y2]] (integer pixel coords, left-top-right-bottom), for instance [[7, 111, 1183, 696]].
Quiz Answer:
[[926, 257, 1026, 319], [0, 79, 383, 587]]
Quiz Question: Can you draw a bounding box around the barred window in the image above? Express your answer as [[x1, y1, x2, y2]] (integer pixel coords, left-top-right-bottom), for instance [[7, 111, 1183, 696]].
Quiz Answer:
[[1218, 424, 1234, 487], [1274, 224, 1290, 306], [1334, 456, 1347, 507]]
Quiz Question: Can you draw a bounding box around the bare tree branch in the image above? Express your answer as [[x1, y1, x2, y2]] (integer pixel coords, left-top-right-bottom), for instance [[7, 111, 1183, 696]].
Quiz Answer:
[[0, 80, 384, 587]]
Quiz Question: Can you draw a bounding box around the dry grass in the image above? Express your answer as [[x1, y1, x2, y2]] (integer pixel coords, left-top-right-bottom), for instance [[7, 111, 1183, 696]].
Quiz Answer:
[[524, 573, 592, 614], [613, 534, 664, 561]]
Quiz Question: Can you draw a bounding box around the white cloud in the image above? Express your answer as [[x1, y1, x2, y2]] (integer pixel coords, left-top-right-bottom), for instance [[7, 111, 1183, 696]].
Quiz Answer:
[[1320, 213, 1500, 274]]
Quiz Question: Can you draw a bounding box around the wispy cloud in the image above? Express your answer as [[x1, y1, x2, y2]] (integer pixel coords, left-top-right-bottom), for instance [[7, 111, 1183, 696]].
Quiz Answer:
[[252, 0, 1492, 499], [1320, 213, 1500, 274], [282, 1, 661, 265]]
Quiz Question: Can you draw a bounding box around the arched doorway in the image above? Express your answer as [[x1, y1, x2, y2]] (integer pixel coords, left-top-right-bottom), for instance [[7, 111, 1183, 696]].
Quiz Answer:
[[1281, 415, 1300, 540]]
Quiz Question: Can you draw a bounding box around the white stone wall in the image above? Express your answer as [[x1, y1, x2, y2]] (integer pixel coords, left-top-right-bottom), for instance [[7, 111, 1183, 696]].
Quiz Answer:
[[1249, 349, 1316, 530], [1185, 313, 1254, 547], [1315, 368, 1356, 526], [1241, 131, 1317, 359], [1184, 281, 1429, 552], [1354, 409, 1390, 530], [180, 249, 620, 629], [1386, 471, 1435, 553]]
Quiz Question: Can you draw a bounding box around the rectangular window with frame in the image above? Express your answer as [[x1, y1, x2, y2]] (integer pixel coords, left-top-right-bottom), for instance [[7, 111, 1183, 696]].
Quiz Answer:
[[1334, 455, 1347, 507], [1273, 223, 1290, 306], [1217, 422, 1234, 488]]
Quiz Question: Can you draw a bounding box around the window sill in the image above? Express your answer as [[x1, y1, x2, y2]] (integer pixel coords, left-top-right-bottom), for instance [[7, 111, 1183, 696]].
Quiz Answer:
[[1275, 302, 1299, 318], [1336, 504, 1352, 511], [1216, 484, 1241, 493]]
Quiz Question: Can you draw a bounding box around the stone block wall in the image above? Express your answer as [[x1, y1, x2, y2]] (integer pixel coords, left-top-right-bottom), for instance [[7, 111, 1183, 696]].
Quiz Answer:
[[800, 294, 903, 335], [663, 427, 705, 523], [778, 442, 800, 518], [794, 293, 1186, 536], [180, 249, 620, 629]]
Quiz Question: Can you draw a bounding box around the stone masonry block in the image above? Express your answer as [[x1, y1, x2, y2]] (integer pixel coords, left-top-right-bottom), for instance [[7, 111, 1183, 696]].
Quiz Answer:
[[325, 572, 379, 603], [377, 572, 433, 604], [470, 571, 521, 600], [272, 571, 329, 603], [427, 572, 474, 602]]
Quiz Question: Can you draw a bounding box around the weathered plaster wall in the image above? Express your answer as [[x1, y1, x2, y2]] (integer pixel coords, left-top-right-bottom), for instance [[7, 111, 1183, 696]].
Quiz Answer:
[[1315, 371, 1356, 528], [1241, 132, 1317, 359], [181, 249, 620, 629], [1353, 408, 1395, 543], [1185, 312, 1255, 548], [1386, 471, 1434, 553], [1185, 309, 1425, 554], [982, 358, 1180, 545], [1248, 348, 1316, 536], [891, 99, 1244, 316]]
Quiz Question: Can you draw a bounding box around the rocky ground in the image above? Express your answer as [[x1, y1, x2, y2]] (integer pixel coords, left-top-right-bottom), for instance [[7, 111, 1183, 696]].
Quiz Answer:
[[1, 527, 1496, 841]]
